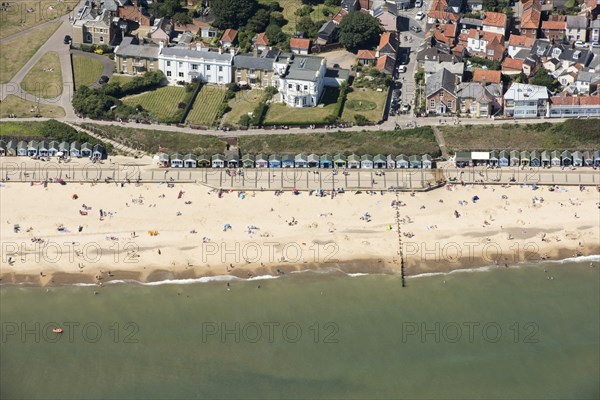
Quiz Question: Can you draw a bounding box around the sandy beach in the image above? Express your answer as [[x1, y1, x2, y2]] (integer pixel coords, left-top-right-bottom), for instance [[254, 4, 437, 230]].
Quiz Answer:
[[1, 178, 598, 286]]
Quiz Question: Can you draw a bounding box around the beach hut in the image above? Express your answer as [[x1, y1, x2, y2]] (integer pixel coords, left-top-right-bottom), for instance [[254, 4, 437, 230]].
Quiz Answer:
[[583, 151, 593, 167], [157, 152, 169, 167], [347, 154, 361, 169], [37, 141, 48, 157], [541, 150, 550, 167], [183, 154, 197, 168], [48, 141, 60, 157], [242, 154, 255, 168], [16, 141, 27, 156], [197, 154, 210, 168], [519, 150, 530, 166], [360, 154, 373, 169], [0, 140, 5, 156], [334, 154, 346, 168], [455, 151, 471, 168], [170, 153, 184, 168], [320, 154, 333, 169], [594, 150, 600, 167], [307, 154, 319, 168], [92, 144, 106, 160], [59, 141, 69, 155], [212, 154, 225, 168], [509, 150, 520, 166], [27, 140, 38, 157], [226, 152, 240, 168], [294, 153, 307, 168], [255, 153, 268, 168], [268, 154, 282, 168], [396, 154, 409, 169], [471, 151, 490, 166], [572, 151, 583, 167], [489, 151, 498, 167], [530, 150, 541, 167], [282, 154, 295, 168], [6, 140, 17, 156], [70, 141, 81, 158], [422, 154, 432, 169], [387, 155, 396, 169], [550, 150, 561, 166], [81, 142, 93, 158], [409, 155, 421, 169], [498, 150, 509, 167], [561, 150, 572, 166], [373, 154, 386, 169]]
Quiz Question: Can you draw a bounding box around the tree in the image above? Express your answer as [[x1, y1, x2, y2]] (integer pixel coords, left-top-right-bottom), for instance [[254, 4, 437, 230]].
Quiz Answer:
[[482, 0, 498, 11], [265, 23, 288, 47], [338, 13, 381, 52], [245, 9, 270, 34], [212, 0, 258, 29], [173, 12, 192, 25], [530, 67, 560, 92], [297, 15, 324, 38]]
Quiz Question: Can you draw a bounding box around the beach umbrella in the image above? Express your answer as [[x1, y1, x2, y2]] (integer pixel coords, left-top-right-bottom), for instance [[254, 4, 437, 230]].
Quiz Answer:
[[472, 195, 479, 203]]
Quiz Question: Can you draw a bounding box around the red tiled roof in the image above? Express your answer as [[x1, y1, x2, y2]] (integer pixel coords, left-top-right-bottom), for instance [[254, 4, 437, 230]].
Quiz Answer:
[[473, 69, 502, 84], [483, 12, 507, 28], [541, 20, 566, 30], [357, 49, 377, 59], [502, 57, 524, 71], [551, 95, 600, 106], [221, 28, 238, 43], [376, 55, 395, 73], [255, 32, 269, 46], [521, 0, 542, 30], [580, 96, 600, 105], [290, 38, 311, 49], [508, 34, 535, 48], [378, 31, 397, 49], [427, 0, 460, 21], [333, 9, 348, 23]]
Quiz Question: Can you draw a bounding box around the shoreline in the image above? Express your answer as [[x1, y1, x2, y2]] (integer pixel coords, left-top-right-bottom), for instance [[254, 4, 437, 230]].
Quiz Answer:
[[2, 252, 599, 287]]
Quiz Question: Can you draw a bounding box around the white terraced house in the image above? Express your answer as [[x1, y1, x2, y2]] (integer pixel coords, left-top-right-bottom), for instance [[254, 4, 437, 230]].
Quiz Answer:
[[158, 42, 234, 84], [273, 54, 327, 107]]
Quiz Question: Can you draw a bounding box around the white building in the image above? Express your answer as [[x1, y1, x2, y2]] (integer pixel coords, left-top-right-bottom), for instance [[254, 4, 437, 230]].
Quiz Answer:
[[158, 43, 234, 84], [566, 15, 587, 42], [591, 19, 600, 43], [274, 55, 327, 107], [503, 83, 550, 118]]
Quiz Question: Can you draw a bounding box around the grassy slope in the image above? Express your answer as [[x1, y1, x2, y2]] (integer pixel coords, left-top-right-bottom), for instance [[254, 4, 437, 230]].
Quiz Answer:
[[20, 51, 63, 98], [0, 95, 65, 118], [441, 120, 600, 152], [186, 86, 226, 126], [223, 90, 265, 126], [72, 54, 104, 88], [0, 1, 68, 39], [123, 86, 187, 122]]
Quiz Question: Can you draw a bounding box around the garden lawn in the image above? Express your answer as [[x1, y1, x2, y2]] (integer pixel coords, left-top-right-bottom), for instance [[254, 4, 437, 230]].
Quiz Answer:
[[260, 0, 337, 35], [72, 54, 104, 88], [223, 90, 264, 126], [109, 75, 135, 85], [341, 88, 387, 123], [0, 22, 61, 83], [0, 95, 65, 118], [20, 51, 62, 98], [123, 86, 187, 122], [264, 87, 339, 125], [185, 86, 227, 126]]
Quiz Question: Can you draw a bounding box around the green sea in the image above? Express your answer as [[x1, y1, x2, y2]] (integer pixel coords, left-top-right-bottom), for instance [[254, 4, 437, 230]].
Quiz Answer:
[[1, 260, 599, 399]]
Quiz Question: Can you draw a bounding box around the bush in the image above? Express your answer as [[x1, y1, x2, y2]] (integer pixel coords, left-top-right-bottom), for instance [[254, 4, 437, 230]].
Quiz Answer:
[[227, 82, 241, 92], [332, 81, 349, 118], [354, 114, 368, 126], [239, 114, 252, 127]]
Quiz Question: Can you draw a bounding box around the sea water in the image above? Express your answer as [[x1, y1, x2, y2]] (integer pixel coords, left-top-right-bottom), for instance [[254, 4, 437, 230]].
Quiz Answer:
[[1, 261, 598, 399]]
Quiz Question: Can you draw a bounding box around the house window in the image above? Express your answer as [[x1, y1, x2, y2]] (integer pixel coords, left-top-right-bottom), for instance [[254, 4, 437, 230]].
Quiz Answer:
[[219, 66, 223, 72], [192, 64, 198, 70], [206, 65, 211, 70], [179, 62, 183, 67], [166, 71, 171, 77], [167, 61, 171, 67], [288, 84, 292, 89], [296, 84, 300, 91], [430, 99, 435, 109], [304, 85, 308, 91], [178, 72, 184, 77], [262, 78, 268, 87], [440, 91, 444, 99], [100, 36, 104, 43], [447, 100, 453, 109], [303, 97, 307, 105]]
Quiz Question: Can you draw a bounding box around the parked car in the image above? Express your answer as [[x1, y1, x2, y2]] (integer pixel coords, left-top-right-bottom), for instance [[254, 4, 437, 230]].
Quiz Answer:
[[401, 103, 411, 112], [415, 11, 425, 20], [574, 40, 587, 48], [398, 65, 407, 73], [98, 75, 109, 84], [415, 0, 422, 6], [592, 42, 600, 49], [410, 26, 422, 33], [63, 35, 71, 44]]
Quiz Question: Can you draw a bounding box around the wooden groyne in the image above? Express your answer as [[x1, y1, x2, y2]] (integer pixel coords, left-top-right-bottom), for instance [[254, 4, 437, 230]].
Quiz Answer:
[[394, 191, 406, 287]]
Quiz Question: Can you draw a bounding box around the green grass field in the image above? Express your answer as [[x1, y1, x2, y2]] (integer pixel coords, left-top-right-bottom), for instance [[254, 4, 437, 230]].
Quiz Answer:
[[123, 86, 187, 122], [0, 22, 61, 84], [239, 127, 440, 156], [223, 90, 264, 126], [109, 75, 135, 85], [20, 51, 62, 98], [0, 95, 65, 118], [186, 86, 227, 126], [72, 54, 104, 88], [78, 123, 227, 155], [264, 87, 339, 125], [341, 88, 387, 123], [440, 120, 600, 151], [0, 1, 70, 39], [259, 0, 337, 35]]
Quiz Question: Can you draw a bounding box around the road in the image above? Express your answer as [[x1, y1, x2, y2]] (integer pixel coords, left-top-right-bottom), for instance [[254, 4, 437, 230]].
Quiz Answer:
[[0, 1, 84, 119]]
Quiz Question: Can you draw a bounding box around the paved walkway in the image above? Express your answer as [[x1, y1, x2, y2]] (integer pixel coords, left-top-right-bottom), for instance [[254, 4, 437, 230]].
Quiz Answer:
[[432, 126, 449, 159]]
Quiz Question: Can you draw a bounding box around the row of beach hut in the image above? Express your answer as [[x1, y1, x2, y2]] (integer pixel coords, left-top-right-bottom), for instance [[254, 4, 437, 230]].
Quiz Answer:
[[157, 153, 435, 169], [455, 150, 600, 168], [0, 140, 106, 159]]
